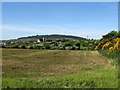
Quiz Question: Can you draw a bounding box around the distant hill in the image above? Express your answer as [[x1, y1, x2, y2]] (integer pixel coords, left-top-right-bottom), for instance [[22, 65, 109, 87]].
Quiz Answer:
[[2, 34, 87, 43], [18, 34, 86, 40]]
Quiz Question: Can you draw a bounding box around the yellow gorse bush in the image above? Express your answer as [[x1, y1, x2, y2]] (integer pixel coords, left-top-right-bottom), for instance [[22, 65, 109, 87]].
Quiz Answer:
[[108, 38, 120, 54], [95, 38, 120, 55], [95, 43, 101, 50], [115, 38, 120, 42], [102, 41, 111, 50], [108, 47, 114, 55], [95, 39, 108, 50], [113, 38, 120, 51]]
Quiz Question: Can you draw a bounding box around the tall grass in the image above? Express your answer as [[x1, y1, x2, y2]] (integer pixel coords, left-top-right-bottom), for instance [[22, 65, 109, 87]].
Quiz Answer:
[[98, 49, 120, 66], [2, 68, 118, 88]]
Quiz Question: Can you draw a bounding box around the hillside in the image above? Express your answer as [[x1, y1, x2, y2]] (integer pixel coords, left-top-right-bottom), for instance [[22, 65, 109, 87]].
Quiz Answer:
[[1, 34, 98, 50], [18, 34, 87, 40], [2, 34, 87, 43]]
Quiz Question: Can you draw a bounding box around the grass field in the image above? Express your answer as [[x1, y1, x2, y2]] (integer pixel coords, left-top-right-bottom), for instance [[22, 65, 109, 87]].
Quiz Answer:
[[2, 49, 118, 88]]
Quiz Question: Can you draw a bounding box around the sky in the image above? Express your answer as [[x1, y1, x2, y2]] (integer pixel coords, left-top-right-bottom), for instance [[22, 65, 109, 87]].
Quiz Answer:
[[2, 2, 118, 40]]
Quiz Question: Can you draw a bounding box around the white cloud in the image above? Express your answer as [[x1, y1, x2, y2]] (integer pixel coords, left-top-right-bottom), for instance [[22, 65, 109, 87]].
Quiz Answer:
[[2, 25, 42, 33]]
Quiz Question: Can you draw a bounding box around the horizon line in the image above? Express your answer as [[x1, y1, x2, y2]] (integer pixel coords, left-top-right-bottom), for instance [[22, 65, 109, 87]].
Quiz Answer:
[[1, 33, 101, 41]]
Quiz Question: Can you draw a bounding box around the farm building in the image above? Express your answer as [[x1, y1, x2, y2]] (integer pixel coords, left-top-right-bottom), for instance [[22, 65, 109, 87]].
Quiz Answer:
[[37, 37, 45, 42]]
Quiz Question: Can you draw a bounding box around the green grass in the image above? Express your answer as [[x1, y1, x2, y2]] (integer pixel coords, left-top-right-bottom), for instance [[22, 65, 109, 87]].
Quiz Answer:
[[2, 68, 118, 88], [2, 49, 118, 88], [98, 49, 120, 66]]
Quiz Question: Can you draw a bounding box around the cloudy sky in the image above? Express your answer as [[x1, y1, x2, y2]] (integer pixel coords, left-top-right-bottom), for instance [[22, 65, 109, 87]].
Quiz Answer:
[[2, 2, 118, 40]]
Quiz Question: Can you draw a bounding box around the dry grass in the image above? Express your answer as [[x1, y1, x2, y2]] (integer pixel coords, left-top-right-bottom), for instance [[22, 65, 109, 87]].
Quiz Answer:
[[2, 49, 110, 78]]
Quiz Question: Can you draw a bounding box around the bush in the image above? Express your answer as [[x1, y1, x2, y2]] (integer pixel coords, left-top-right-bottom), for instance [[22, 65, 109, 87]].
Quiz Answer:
[[21, 45, 26, 49], [98, 49, 119, 65], [58, 46, 64, 50], [44, 43, 50, 49], [102, 31, 118, 39], [74, 46, 80, 50], [12, 45, 19, 48], [65, 46, 73, 50], [1, 45, 5, 48], [25, 46, 31, 49]]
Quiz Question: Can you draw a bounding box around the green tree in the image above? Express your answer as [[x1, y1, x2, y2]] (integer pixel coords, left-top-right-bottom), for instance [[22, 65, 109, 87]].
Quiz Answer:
[[102, 30, 117, 39], [44, 43, 50, 49], [117, 31, 120, 38]]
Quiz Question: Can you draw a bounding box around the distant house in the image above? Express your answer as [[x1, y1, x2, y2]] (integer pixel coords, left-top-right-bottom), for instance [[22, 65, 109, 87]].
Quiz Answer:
[[37, 37, 45, 42], [2, 43, 6, 45], [37, 39, 41, 42], [26, 42, 29, 44], [11, 41, 14, 44], [85, 41, 89, 43], [43, 37, 45, 42]]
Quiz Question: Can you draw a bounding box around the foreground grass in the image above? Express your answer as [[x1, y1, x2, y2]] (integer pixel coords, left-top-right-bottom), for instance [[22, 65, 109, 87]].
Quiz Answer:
[[2, 49, 118, 88], [2, 67, 118, 88]]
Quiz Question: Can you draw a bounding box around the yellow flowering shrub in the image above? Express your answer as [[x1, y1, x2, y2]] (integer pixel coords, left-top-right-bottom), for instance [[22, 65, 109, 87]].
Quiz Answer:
[[102, 41, 111, 50], [108, 47, 114, 55], [95, 38, 120, 55], [113, 38, 120, 51], [95, 39, 108, 50], [95, 43, 101, 50], [115, 38, 120, 42]]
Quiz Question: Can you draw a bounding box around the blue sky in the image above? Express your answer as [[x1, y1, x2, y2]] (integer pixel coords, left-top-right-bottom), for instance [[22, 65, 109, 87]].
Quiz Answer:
[[2, 2, 118, 40]]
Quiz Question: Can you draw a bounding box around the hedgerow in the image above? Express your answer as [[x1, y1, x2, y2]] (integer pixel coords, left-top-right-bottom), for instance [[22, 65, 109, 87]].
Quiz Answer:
[[95, 31, 120, 65]]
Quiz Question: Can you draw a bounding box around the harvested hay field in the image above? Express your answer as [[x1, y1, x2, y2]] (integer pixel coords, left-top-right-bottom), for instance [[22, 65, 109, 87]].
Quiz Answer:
[[2, 49, 118, 88]]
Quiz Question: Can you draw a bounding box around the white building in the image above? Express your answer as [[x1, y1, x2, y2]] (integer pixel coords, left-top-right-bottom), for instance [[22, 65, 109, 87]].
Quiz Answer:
[[11, 42, 14, 44], [37, 39, 41, 42], [2, 43, 6, 45], [43, 37, 45, 42], [37, 38, 45, 43]]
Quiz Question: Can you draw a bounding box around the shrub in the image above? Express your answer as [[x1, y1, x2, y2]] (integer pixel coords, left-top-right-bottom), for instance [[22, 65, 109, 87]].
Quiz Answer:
[[21, 45, 26, 49], [58, 46, 64, 50], [65, 46, 73, 50], [74, 46, 80, 50], [44, 43, 50, 49]]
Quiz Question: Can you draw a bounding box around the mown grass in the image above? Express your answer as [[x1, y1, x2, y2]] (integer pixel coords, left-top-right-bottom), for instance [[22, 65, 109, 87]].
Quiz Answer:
[[2, 49, 118, 88]]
